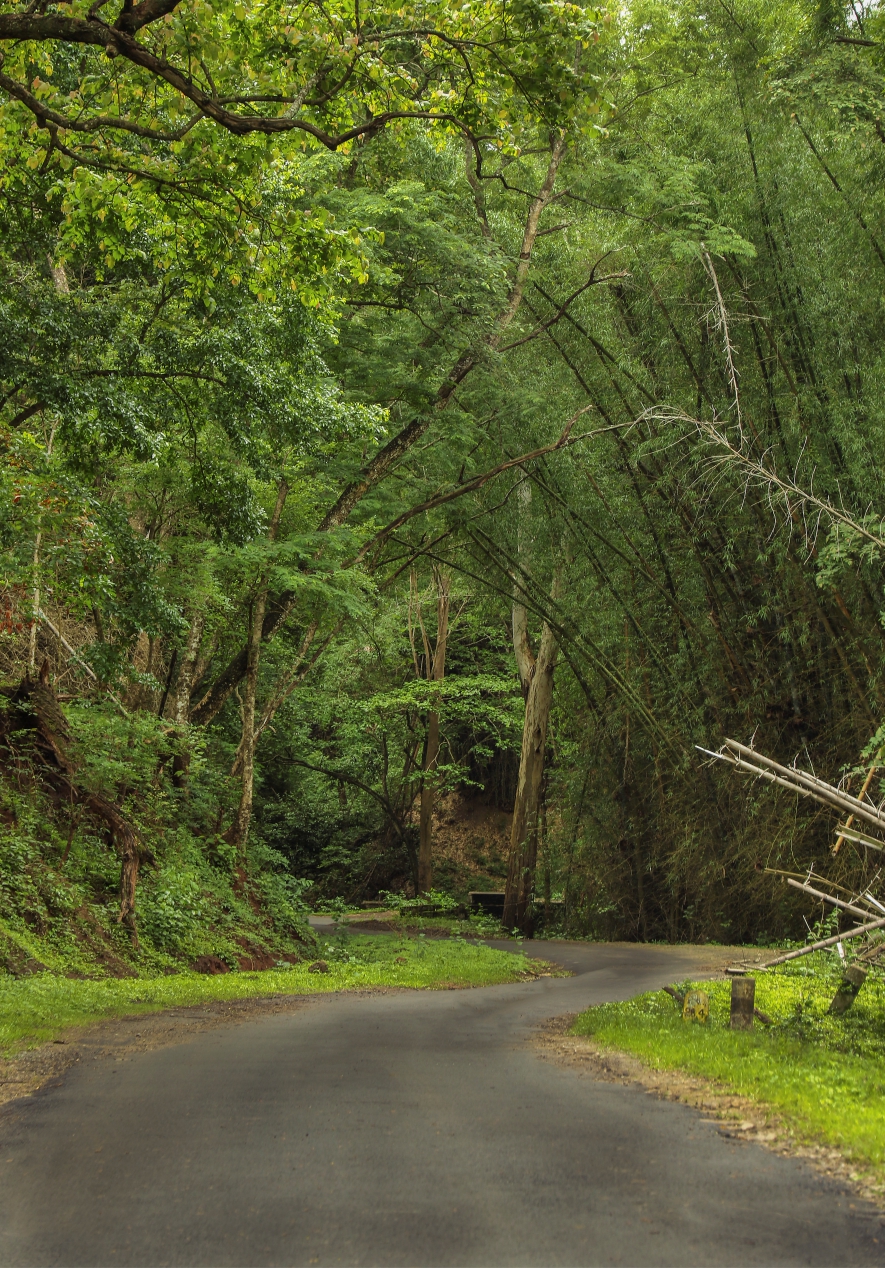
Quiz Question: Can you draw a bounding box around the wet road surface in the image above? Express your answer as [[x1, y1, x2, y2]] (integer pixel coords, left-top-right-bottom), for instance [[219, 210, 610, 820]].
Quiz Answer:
[[1, 940, 882, 1266]]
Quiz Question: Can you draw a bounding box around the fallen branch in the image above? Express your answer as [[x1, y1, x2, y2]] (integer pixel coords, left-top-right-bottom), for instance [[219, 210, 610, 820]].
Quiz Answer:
[[760, 865, 878, 908], [38, 609, 128, 717], [724, 739, 885, 823], [647, 405, 885, 553]]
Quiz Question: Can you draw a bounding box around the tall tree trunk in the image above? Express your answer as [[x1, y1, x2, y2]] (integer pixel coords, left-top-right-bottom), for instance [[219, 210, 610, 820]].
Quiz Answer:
[[224, 478, 288, 852], [173, 613, 205, 726], [26, 422, 57, 672], [503, 480, 561, 933], [170, 611, 205, 790], [502, 617, 559, 934], [417, 569, 451, 893]]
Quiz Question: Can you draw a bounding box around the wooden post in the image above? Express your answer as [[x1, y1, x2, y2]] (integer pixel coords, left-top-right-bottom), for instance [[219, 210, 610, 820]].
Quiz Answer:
[[828, 964, 868, 1015], [730, 976, 755, 1030]]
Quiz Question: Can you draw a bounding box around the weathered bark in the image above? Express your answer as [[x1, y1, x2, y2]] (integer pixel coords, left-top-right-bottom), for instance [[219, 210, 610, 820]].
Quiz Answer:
[[26, 424, 56, 673], [502, 610, 559, 934], [417, 569, 451, 893], [0, 661, 146, 943], [223, 478, 288, 851], [172, 612, 205, 725], [27, 527, 42, 672], [189, 137, 567, 728], [511, 591, 535, 692], [730, 976, 755, 1030], [169, 611, 205, 789]]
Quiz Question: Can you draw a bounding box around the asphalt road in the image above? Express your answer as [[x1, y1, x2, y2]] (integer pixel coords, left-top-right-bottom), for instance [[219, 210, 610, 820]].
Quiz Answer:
[[1, 940, 882, 1267]]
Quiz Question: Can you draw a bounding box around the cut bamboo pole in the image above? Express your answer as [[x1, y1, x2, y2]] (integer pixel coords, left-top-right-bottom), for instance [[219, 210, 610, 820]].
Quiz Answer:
[[762, 865, 875, 906], [833, 827, 885, 854], [833, 763, 880, 855], [723, 739, 885, 826], [754, 915, 885, 967], [725, 739, 880, 810], [698, 745, 885, 831], [785, 878, 874, 921]]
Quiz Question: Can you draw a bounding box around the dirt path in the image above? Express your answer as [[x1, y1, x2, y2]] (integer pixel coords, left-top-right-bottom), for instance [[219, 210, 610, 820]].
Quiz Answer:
[[1, 942, 882, 1266]]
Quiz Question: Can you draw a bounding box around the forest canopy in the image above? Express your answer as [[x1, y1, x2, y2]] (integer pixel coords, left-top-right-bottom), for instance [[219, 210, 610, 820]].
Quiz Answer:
[[3, 0, 885, 964]]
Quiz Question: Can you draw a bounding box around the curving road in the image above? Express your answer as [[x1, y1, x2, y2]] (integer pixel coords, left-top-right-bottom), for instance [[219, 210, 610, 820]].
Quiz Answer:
[[1, 941, 882, 1267]]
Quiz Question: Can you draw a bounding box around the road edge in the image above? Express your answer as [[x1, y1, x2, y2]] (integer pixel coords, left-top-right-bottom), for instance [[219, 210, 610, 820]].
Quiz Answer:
[[533, 1014, 885, 1215]]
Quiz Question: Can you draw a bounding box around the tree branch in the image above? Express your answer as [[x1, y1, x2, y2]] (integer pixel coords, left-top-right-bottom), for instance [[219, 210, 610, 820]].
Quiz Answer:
[[350, 407, 605, 567]]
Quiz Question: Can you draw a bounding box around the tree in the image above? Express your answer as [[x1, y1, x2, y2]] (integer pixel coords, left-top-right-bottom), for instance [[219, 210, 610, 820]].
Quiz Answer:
[[502, 496, 560, 933], [410, 566, 451, 893], [0, 0, 605, 164]]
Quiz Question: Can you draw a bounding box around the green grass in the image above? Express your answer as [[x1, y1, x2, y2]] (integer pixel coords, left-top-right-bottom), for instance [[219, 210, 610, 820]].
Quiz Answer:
[[0, 934, 527, 1055], [375, 913, 507, 937], [572, 955, 885, 1169]]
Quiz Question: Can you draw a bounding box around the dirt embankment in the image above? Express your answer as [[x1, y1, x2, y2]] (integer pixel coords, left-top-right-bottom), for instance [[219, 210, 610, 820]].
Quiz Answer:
[[423, 791, 511, 892]]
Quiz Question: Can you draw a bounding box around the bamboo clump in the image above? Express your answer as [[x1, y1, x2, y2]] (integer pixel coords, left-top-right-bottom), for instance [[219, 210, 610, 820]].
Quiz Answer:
[[700, 740, 885, 992]]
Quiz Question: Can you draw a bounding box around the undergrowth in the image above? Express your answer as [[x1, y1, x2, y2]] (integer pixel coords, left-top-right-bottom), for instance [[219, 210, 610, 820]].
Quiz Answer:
[[381, 912, 507, 937], [0, 934, 529, 1054], [572, 953, 885, 1168], [0, 698, 313, 978]]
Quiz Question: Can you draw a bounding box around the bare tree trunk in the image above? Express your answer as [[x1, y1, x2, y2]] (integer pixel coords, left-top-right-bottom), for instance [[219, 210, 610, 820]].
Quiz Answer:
[[224, 478, 288, 852], [503, 480, 562, 933], [173, 614, 205, 725], [502, 616, 559, 933], [27, 423, 57, 672], [170, 612, 205, 790], [417, 569, 451, 893]]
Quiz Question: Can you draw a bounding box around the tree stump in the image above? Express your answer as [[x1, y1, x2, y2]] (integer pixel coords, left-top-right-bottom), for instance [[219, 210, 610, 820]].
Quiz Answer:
[[730, 975, 755, 1030]]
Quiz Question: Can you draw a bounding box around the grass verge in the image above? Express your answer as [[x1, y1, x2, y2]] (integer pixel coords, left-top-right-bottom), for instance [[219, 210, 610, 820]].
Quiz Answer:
[[355, 913, 506, 937], [572, 954, 885, 1172], [1, 934, 528, 1055]]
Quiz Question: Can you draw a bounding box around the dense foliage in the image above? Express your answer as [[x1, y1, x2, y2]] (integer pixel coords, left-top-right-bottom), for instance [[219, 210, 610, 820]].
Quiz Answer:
[[4, 0, 885, 963]]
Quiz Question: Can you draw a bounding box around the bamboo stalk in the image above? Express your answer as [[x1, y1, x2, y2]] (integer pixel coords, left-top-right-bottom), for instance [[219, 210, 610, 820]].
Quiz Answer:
[[724, 739, 885, 824], [834, 827, 885, 854], [785, 877, 874, 921], [756, 916, 885, 967], [833, 763, 880, 855], [699, 745, 885, 831], [761, 865, 875, 905]]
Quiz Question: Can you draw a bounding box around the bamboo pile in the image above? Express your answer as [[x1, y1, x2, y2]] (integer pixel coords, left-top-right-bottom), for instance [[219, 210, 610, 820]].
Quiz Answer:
[[698, 739, 885, 975]]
